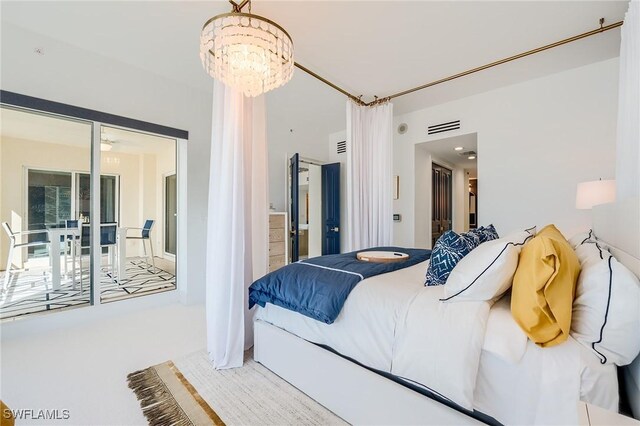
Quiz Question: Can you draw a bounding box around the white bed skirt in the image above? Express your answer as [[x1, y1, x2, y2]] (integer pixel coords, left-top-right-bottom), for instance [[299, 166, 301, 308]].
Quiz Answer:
[[253, 319, 483, 425]]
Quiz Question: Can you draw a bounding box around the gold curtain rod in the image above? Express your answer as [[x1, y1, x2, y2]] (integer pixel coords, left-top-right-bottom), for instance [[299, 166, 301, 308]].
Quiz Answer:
[[294, 62, 365, 105], [294, 19, 623, 107]]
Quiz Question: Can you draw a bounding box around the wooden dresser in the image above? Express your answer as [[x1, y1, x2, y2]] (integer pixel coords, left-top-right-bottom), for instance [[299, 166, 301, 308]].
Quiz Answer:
[[268, 212, 288, 272]]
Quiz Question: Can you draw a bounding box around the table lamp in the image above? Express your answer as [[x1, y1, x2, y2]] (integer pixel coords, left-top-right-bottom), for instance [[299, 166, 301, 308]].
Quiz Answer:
[[575, 179, 616, 210]]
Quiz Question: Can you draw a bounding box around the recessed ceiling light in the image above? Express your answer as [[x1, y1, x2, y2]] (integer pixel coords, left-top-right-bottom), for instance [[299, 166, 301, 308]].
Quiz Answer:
[[454, 146, 464, 151], [468, 155, 476, 160]]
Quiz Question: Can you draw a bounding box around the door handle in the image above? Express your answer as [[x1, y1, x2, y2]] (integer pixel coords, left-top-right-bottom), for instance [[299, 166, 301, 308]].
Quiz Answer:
[[330, 227, 339, 232]]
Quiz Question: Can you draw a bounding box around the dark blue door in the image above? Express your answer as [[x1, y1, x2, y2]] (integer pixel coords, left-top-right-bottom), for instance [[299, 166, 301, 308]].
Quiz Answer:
[[322, 162, 340, 255], [290, 153, 299, 262]]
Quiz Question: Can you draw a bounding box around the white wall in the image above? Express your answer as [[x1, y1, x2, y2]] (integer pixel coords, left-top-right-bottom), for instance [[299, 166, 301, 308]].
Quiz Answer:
[[393, 58, 619, 246]]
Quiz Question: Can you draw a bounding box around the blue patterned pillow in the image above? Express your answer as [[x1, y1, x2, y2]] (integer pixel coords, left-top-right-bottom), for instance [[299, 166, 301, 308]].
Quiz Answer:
[[470, 224, 499, 244], [425, 231, 480, 286]]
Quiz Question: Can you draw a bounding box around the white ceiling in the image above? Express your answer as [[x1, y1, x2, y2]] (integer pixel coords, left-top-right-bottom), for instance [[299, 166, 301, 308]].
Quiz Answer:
[[0, 106, 175, 154], [0, 1, 628, 124]]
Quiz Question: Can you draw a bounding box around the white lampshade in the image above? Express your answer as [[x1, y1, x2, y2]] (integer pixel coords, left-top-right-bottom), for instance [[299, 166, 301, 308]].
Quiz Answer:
[[575, 179, 616, 209]]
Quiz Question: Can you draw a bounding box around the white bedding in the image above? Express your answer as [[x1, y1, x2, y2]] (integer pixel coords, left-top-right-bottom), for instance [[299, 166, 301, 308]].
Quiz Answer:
[[255, 260, 618, 424], [474, 296, 619, 425]]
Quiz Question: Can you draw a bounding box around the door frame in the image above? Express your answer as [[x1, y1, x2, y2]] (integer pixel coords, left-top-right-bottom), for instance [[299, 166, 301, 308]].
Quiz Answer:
[[1, 96, 190, 313], [431, 162, 453, 247], [162, 171, 177, 261], [285, 154, 330, 262]]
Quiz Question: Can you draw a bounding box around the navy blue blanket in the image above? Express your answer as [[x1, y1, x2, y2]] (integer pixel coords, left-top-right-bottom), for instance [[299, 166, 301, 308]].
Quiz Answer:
[[249, 247, 431, 324]]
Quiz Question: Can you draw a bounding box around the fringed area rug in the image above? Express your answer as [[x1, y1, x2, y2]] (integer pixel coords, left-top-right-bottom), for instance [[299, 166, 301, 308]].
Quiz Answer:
[[127, 360, 223, 425], [127, 350, 346, 426]]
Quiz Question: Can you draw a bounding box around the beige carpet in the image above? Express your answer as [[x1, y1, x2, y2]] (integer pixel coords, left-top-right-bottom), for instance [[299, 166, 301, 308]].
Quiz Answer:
[[129, 350, 347, 425]]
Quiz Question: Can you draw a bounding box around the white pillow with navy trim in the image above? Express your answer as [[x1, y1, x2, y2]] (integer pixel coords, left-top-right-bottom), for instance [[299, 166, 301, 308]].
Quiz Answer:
[[441, 230, 533, 302], [575, 241, 607, 268], [571, 244, 640, 366], [568, 229, 595, 249]]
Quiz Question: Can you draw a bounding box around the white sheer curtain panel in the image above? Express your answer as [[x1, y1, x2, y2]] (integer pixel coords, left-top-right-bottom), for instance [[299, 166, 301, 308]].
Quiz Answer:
[[616, 0, 640, 199], [346, 100, 394, 251], [206, 80, 269, 369]]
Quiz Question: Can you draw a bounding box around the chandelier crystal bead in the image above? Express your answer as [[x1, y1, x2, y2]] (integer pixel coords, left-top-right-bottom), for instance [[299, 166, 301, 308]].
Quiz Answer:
[[200, 12, 294, 97]]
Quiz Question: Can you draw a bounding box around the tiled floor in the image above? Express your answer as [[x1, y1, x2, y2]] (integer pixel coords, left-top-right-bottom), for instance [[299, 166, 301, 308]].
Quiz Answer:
[[0, 256, 176, 321]]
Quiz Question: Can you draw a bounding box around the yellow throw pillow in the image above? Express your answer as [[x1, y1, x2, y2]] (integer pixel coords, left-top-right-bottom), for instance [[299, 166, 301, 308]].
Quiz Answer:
[[511, 224, 581, 347]]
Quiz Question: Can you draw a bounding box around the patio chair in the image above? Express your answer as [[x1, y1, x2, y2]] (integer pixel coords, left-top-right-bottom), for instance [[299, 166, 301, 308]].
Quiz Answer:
[[78, 223, 118, 289], [125, 220, 155, 267], [2, 222, 50, 291], [63, 220, 80, 285]]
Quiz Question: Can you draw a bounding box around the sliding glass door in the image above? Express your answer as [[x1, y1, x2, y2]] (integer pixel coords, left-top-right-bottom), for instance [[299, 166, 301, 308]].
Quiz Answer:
[[24, 170, 119, 261], [98, 125, 177, 303], [76, 173, 118, 223], [1, 106, 93, 320], [1, 103, 180, 319], [26, 170, 73, 258]]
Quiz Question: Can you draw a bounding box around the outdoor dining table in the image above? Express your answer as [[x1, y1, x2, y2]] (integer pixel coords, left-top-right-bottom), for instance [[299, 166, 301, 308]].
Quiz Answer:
[[46, 223, 127, 290], [46, 226, 80, 291]]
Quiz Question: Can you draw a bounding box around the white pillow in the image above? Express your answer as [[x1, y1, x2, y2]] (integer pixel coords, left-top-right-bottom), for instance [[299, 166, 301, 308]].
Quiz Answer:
[[482, 294, 528, 363], [568, 229, 595, 249], [441, 230, 533, 302], [571, 245, 640, 366], [575, 241, 607, 269]]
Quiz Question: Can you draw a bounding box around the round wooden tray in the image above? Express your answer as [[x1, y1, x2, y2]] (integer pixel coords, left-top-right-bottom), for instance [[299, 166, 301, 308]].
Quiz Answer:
[[356, 251, 409, 263]]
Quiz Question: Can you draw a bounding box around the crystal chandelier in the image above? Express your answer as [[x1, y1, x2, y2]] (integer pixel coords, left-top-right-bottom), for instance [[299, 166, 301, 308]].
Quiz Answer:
[[200, 0, 294, 97]]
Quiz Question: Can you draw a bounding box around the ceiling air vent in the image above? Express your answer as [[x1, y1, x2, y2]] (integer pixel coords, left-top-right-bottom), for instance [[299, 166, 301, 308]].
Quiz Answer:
[[337, 140, 346, 154], [428, 120, 460, 135]]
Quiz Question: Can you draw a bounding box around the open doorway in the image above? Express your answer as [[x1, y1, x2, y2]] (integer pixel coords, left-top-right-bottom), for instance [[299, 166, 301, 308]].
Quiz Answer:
[[468, 173, 478, 229], [414, 133, 478, 248], [432, 163, 453, 247], [288, 154, 341, 262]]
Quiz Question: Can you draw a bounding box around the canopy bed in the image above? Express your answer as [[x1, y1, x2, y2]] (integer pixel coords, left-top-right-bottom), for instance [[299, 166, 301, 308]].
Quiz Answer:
[[252, 198, 640, 425]]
